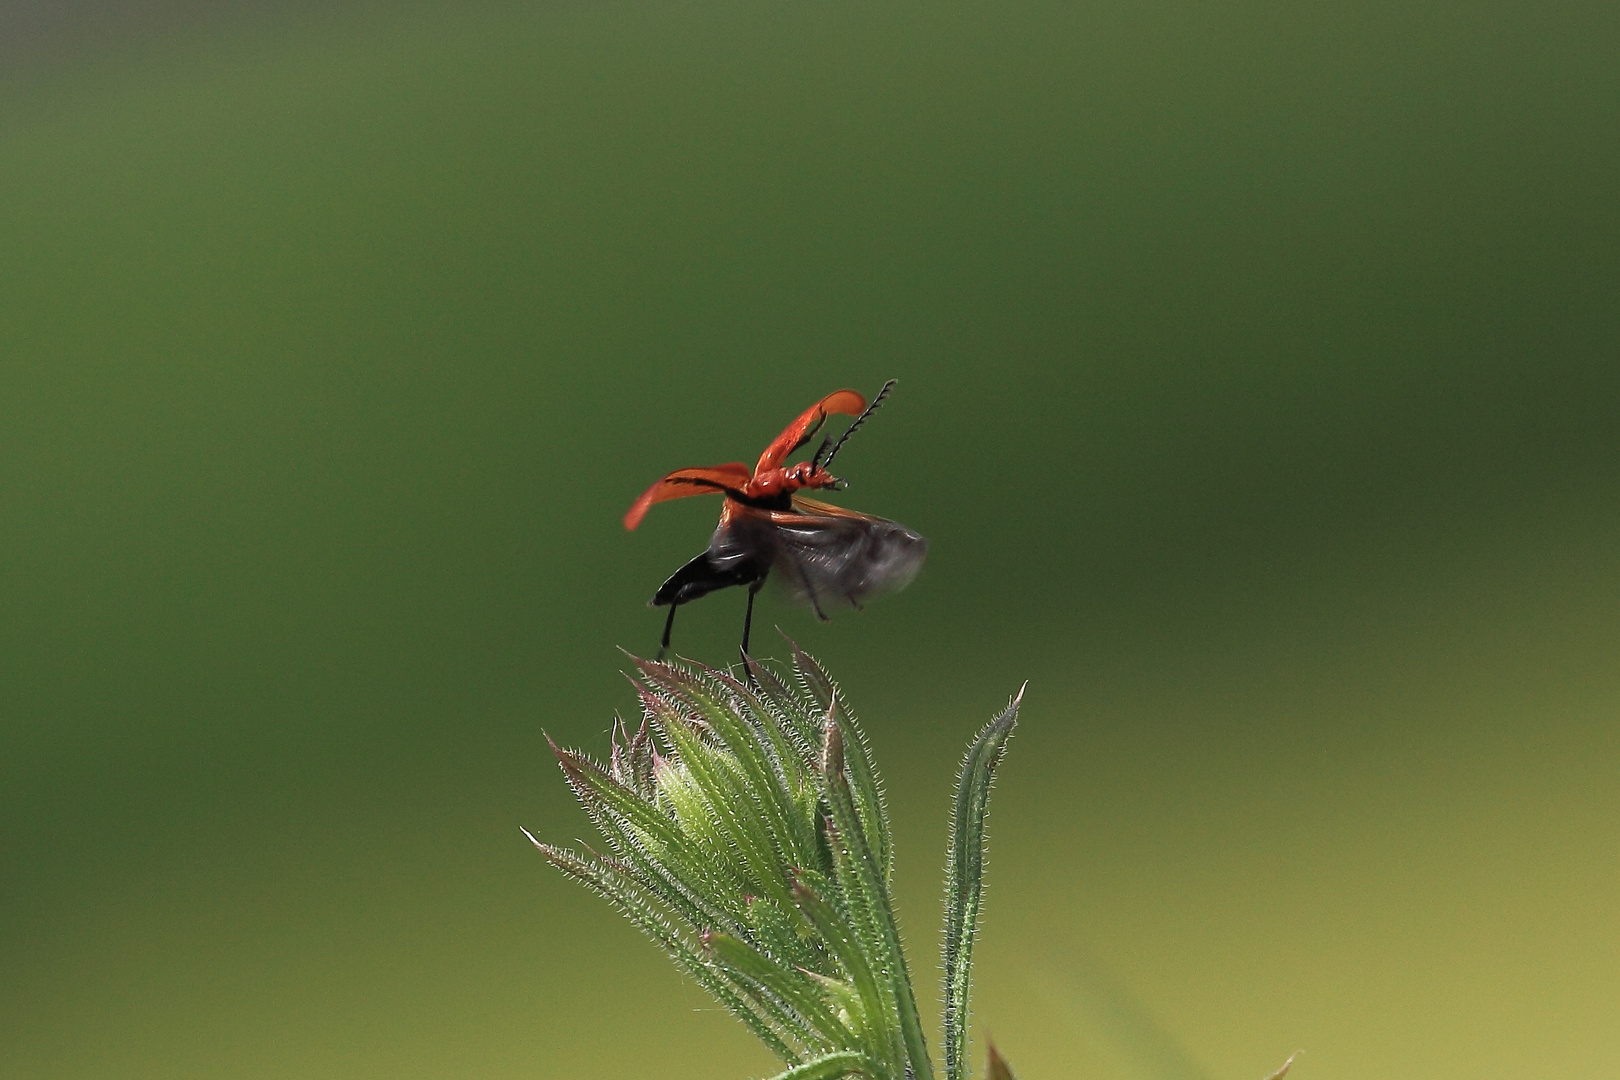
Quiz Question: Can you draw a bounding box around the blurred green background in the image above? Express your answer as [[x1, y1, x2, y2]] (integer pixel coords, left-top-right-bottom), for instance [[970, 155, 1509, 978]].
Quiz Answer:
[[2, 1, 1617, 1078]]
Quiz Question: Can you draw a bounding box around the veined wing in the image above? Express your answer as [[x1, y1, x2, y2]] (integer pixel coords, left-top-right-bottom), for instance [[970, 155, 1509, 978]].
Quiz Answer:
[[752, 498, 927, 618]]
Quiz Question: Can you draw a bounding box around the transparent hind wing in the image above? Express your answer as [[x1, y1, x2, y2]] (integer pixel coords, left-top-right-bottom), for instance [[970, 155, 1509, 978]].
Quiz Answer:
[[764, 503, 928, 616]]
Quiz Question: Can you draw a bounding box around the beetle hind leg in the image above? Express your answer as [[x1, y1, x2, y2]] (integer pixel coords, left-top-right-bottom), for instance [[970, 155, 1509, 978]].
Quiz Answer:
[[740, 575, 767, 659], [656, 603, 679, 661], [740, 576, 768, 685], [649, 547, 765, 661]]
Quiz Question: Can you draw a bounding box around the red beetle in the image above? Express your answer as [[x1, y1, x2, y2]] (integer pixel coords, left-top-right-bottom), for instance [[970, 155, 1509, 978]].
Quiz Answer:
[[625, 380, 927, 660]]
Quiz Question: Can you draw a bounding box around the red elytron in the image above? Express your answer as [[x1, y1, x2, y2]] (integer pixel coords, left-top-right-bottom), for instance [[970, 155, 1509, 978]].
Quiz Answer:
[[625, 380, 927, 659]]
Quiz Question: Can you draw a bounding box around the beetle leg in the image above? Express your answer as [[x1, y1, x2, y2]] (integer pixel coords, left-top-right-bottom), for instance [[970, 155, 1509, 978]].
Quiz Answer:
[[795, 562, 829, 622], [657, 603, 679, 661], [740, 575, 766, 660]]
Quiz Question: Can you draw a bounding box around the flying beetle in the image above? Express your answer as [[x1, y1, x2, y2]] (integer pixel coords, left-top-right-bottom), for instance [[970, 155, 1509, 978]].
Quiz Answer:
[[624, 380, 928, 661]]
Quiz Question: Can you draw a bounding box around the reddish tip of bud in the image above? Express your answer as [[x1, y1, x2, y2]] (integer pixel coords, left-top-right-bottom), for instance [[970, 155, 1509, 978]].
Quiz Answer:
[[987, 1039, 1017, 1080], [545, 735, 579, 772]]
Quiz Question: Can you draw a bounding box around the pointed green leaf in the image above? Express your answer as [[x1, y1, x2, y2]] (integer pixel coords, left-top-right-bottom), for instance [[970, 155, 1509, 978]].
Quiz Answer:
[[695, 661, 823, 831], [820, 814, 904, 1072], [801, 968, 865, 1032], [942, 687, 1023, 1080], [790, 641, 892, 879], [747, 892, 824, 975], [764, 1049, 870, 1080], [822, 723, 935, 1080], [549, 736, 740, 930], [706, 932, 856, 1049], [745, 651, 825, 758], [526, 833, 804, 1064], [791, 877, 897, 1074], [654, 699, 799, 910]]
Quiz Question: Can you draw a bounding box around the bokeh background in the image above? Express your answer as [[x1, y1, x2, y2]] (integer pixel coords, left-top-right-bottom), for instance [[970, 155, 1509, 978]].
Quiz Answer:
[[3, 2, 1617, 1078]]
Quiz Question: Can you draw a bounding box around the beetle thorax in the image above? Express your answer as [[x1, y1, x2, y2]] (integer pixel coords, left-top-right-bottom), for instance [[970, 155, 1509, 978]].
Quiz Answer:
[[747, 462, 837, 499]]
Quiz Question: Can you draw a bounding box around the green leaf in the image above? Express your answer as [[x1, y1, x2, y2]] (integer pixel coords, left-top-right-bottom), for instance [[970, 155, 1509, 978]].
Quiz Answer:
[[791, 876, 897, 1075], [745, 651, 825, 760], [526, 833, 805, 1064], [698, 661, 819, 813], [764, 1049, 870, 1080], [790, 641, 892, 879], [942, 686, 1024, 1080], [822, 723, 935, 1080], [535, 650, 1017, 1080], [548, 736, 686, 867], [801, 969, 866, 1033], [747, 892, 825, 976], [636, 659, 809, 861], [651, 759, 755, 924], [821, 814, 903, 1071], [706, 931, 856, 1049], [548, 736, 741, 931], [654, 698, 800, 911]]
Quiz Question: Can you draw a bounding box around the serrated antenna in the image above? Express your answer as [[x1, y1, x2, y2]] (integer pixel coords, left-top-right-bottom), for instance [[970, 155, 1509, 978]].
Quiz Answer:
[[819, 378, 897, 472]]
